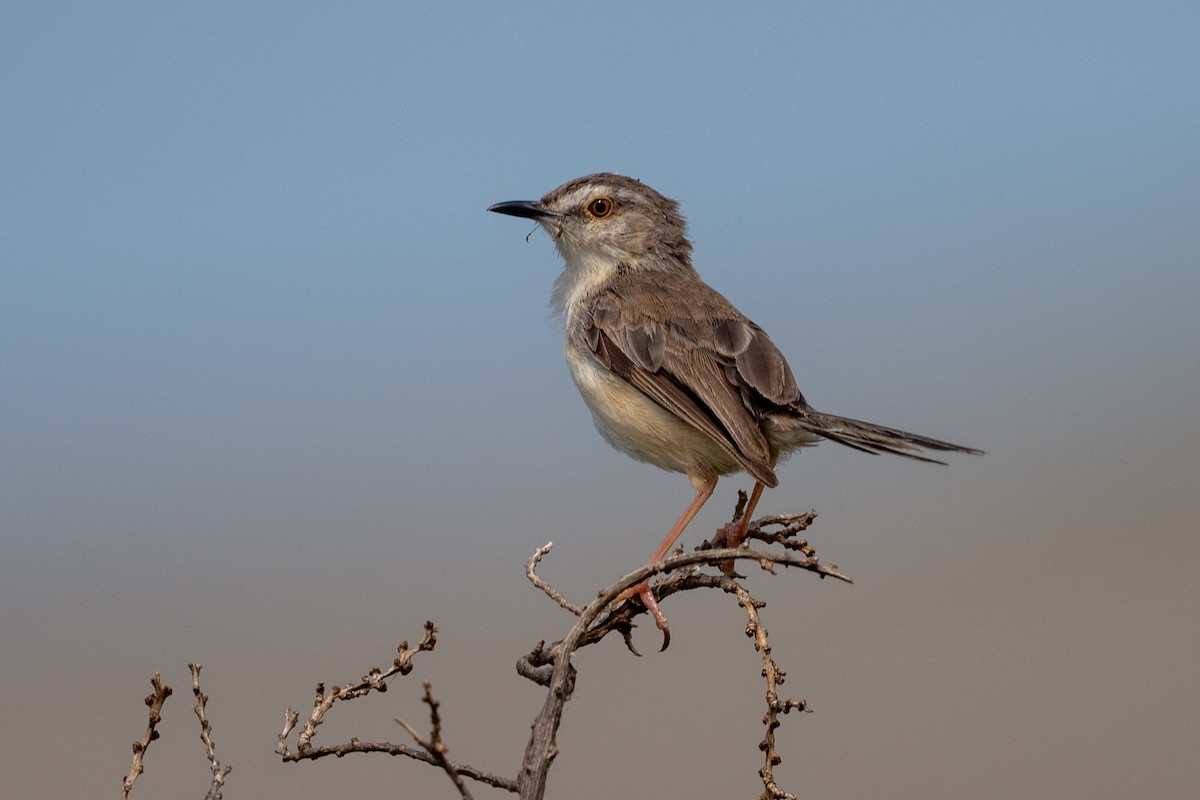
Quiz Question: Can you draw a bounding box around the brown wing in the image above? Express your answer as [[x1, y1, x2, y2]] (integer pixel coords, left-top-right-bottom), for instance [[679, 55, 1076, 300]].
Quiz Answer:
[[582, 277, 805, 487]]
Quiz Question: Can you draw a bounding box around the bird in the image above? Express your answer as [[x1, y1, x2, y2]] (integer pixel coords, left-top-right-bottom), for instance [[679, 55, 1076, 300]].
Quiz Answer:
[[489, 173, 982, 649]]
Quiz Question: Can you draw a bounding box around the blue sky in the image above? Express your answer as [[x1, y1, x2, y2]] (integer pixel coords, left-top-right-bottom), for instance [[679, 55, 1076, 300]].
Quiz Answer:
[[3, 3, 1198, 798]]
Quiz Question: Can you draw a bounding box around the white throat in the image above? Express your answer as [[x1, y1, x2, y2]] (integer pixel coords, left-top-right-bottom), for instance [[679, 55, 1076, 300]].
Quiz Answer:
[[548, 235, 623, 320]]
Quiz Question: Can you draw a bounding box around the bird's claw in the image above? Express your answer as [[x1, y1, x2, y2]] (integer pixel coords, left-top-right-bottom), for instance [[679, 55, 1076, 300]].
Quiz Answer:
[[620, 626, 642, 657], [614, 579, 672, 652]]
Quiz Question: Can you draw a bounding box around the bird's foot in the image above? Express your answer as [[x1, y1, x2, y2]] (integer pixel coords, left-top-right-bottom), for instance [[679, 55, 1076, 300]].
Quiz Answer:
[[711, 518, 751, 575], [614, 579, 671, 651]]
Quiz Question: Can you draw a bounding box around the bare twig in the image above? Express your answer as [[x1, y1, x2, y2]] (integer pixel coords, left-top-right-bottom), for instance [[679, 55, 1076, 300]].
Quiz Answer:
[[396, 682, 473, 800], [120, 673, 172, 800], [526, 541, 584, 616], [277, 620, 438, 759], [740, 510, 820, 557], [280, 503, 846, 800], [515, 640, 557, 688], [276, 622, 520, 794], [727, 582, 810, 800], [569, 542, 850, 652], [188, 663, 232, 800], [516, 507, 847, 800]]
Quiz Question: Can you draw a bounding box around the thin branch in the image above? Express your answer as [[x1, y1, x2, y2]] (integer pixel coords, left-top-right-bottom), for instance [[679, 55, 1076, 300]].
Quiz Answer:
[[277, 730, 518, 791], [525, 541, 584, 616], [579, 543, 850, 650], [279, 503, 846, 800], [516, 508, 848, 800], [189, 663, 232, 800], [276, 622, 520, 794], [277, 620, 438, 760], [522, 510, 841, 653], [120, 673, 172, 800], [739, 511, 820, 556], [727, 582, 809, 800], [396, 682, 473, 800]]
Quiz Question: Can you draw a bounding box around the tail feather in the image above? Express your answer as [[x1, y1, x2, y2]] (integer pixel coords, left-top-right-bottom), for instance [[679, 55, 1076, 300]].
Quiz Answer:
[[799, 410, 985, 465]]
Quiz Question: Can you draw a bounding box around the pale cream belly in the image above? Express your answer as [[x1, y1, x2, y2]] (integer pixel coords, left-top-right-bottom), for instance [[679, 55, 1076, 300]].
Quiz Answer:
[[566, 347, 744, 477]]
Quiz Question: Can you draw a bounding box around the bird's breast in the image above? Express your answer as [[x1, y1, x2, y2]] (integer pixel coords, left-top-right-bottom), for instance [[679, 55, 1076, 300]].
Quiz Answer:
[[564, 342, 742, 478]]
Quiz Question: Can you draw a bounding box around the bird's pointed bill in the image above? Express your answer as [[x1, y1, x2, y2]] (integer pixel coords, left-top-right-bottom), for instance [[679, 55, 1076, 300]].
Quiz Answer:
[[488, 200, 559, 220]]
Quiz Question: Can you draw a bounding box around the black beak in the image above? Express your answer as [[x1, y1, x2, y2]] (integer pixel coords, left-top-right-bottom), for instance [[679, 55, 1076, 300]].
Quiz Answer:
[[487, 200, 560, 220]]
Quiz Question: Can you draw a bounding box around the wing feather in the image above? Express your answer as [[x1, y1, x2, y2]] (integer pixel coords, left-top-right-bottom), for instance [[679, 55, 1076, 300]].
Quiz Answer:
[[582, 278, 804, 487]]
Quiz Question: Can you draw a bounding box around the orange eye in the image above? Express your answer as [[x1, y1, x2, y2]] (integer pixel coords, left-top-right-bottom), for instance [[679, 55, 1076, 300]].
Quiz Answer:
[[586, 197, 614, 218]]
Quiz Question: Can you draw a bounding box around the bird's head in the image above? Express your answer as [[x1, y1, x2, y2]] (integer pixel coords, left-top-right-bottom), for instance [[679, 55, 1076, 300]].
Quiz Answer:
[[489, 173, 693, 271]]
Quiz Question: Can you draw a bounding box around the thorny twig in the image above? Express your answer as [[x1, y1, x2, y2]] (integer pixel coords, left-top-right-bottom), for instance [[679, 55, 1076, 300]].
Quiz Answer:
[[276, 620, 438, 759], [190, 663, 232, 800], [396, 682, 474, 800], [276, 621, 518, 794], [120, 673, 172, 800], [730, 582, 810, 800], [278, 505, 846, 800], [515, 509, 843, 800]]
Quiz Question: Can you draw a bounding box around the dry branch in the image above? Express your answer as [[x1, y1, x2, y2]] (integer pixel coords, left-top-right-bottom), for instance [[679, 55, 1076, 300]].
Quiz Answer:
[[395, 682, 474, 800], [120, 673, 172, 800], [276, 621, 518, 794], [190, 663, 232, 800], [514, 509, 843, 799], [278, 505, 847, 800]]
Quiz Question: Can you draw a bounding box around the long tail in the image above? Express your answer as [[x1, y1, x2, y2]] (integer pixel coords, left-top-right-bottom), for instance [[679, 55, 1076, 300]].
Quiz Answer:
[[799, 410, 985, 464]]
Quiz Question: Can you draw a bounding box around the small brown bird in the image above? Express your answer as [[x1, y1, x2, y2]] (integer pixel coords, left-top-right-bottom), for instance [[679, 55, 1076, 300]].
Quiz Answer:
[[490, 173, 982, 649]]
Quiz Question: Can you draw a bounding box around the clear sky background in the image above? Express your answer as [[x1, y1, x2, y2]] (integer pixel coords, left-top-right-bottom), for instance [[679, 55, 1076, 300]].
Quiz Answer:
[[3, 2, 1198, 798]]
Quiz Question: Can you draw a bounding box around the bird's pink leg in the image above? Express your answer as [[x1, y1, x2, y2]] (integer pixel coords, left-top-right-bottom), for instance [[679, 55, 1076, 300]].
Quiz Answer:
[[614, 474, 717, 650], [712, 480, 766, 574]]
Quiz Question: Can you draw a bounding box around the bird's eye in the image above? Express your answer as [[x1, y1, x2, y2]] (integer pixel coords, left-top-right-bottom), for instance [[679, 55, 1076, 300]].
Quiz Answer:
[[586, 197, 614, 219]]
